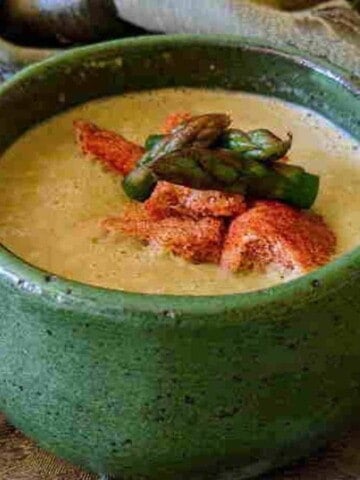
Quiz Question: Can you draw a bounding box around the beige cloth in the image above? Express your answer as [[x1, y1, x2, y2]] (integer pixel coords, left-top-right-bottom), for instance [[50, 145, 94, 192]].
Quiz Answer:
[[0, 413, 94, 479], [114, 0, 360, 76], [2, 412, 360, 479], [1, 0, 359, 77]]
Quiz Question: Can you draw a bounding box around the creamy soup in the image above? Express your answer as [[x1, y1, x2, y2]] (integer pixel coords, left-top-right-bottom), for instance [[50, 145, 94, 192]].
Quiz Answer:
[[0, 88, 359, 295]]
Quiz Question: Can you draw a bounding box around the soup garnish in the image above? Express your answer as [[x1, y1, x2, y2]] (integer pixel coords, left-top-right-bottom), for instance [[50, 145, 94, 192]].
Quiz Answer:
[[74, 112, 335, 275], [121, 113, 318, 208]]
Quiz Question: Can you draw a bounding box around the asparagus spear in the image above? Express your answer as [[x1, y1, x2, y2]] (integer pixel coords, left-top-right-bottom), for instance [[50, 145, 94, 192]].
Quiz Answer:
[[150, 147, 319, 209], [144, 128, 292, 162], [150, 148, 245, 192], [121, 166, 155, 202], [122, 114, 230, 201], [222, 129, 293, 162], [145, 134, 164, 151]]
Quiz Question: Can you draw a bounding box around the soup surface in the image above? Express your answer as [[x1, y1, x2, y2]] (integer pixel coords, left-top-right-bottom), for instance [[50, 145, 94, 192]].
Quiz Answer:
[[0, 88, 359, 295]]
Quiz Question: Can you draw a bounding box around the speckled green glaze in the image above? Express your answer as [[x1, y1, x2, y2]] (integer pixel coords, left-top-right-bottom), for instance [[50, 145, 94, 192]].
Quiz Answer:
[[0, 36, 359, 479]]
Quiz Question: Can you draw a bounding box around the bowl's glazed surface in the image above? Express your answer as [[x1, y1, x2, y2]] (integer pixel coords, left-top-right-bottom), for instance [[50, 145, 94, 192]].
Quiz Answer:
[[0, 36, 359, 479]]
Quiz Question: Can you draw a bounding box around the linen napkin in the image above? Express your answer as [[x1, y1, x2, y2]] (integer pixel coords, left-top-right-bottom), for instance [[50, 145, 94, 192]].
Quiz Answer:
[[113, 0, 360, 75]]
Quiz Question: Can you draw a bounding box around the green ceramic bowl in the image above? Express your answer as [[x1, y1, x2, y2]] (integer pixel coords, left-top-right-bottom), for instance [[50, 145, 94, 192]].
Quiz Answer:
[[0, 35, 359, 480]]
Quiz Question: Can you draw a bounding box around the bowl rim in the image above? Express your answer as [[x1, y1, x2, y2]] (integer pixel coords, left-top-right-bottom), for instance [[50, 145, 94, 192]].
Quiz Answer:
[[0, 33, 359, 318]]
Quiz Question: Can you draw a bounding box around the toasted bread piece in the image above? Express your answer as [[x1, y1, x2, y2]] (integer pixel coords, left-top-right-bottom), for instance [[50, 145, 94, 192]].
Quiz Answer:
[[221, 201, 336, 273], [74, 120, 144, 175], [145, 181, 247, 220], [102, 204, 225, 263]]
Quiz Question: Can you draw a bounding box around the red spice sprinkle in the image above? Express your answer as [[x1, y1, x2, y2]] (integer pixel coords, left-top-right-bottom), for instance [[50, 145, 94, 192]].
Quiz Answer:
[[102, 204, 225, 264], [74, 120, 144, 175], [161, 112, 193, 134], [145, 181, 247, 220], [221, 200, 336, 273]]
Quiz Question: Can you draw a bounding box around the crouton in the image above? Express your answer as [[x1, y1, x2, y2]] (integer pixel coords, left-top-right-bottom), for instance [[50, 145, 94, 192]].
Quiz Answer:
[[221, 201, 336, 273], [102, 204, 224, 263], [145, 181, 247, 220], [74, 120, 144, 175]]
